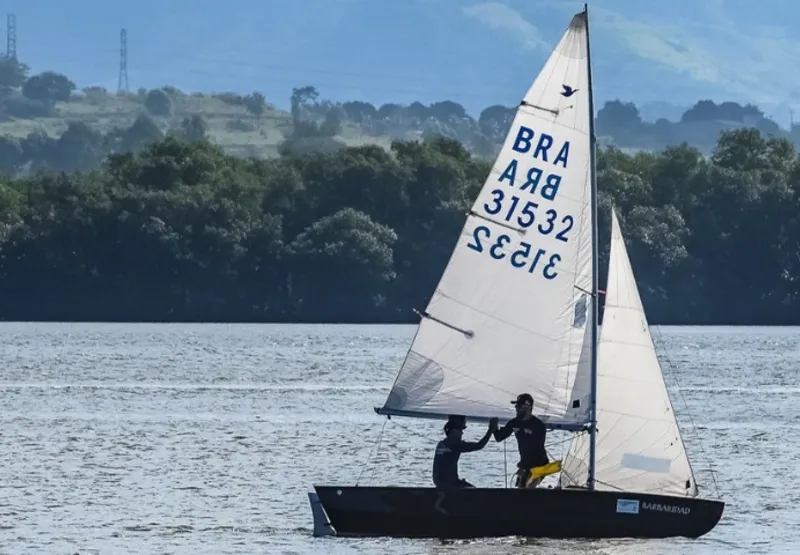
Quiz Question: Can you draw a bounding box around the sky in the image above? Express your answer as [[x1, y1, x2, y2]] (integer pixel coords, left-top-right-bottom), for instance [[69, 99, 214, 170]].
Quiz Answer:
[[6, 0, 800, 124]]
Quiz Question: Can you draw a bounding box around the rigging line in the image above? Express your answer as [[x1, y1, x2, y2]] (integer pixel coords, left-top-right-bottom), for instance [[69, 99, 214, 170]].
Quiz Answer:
[[592, 478, 696, 496], [652, 325, 722, 499], [503, 440, 508, 489], [387, 417, 437, 441], [556, 429, 588, 471], [592, 478, 627, 492], [547, 431, 586, 448], [355, 418, 388, 486]]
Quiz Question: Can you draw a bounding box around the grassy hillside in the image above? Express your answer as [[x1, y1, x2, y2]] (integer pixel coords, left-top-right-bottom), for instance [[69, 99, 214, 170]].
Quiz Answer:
[[0, 89, 287, 158], [0, 87, 404, 159]]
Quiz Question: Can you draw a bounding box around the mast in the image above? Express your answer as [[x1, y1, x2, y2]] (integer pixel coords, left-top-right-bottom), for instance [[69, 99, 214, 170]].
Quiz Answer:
[[584, 2, 599, 491]]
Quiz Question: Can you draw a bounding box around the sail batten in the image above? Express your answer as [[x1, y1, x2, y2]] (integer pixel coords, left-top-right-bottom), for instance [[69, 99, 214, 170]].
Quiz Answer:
[[379, 12, 595, 424]]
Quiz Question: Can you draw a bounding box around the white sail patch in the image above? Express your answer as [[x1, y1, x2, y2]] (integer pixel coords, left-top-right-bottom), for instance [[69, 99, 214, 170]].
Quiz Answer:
[[621, 453, 673, 474]]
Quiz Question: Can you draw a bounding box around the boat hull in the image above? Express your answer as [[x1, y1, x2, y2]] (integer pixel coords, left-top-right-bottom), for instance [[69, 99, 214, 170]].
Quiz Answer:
[[313, 485, 724, 539]]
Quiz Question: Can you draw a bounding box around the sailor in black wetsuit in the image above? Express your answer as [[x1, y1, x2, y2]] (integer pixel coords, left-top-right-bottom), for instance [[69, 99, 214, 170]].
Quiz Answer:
[[493, 393, 549, 488], [432, 415, 496, 489]]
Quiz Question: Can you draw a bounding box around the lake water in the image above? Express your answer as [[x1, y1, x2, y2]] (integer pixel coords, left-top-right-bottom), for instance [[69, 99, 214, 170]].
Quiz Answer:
[[0, 323, 796, 554]]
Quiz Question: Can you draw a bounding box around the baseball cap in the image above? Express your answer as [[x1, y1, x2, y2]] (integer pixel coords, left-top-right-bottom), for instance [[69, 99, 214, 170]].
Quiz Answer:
[[511, 393, 534, 406], [443, 415, 467, 433]]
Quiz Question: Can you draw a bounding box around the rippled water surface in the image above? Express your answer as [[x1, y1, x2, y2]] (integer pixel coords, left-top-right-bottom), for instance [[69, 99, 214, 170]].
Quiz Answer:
[[0, 323, 796, 554]]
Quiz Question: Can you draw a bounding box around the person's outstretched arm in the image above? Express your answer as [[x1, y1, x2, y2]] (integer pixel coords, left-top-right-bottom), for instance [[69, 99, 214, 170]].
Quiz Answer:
[[493, 418, 514, 441], [457, 427, 493, 453]]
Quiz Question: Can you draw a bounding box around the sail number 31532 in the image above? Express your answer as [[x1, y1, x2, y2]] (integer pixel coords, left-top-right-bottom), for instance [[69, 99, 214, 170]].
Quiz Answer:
[[467, 226, 560, 280], [483, 188, 574, 241]]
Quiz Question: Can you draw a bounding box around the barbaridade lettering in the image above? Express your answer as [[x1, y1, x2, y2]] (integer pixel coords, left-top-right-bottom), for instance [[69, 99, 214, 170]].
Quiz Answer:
[[642, 501, 691, 515]]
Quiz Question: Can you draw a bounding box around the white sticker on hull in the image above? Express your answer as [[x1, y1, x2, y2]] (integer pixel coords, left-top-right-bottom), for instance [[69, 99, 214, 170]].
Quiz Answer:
[[616, 499, 640, 515]]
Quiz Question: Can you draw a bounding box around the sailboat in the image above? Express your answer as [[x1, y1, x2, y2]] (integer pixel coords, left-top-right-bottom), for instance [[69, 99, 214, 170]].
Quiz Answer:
[[310, 4, 724, 539]]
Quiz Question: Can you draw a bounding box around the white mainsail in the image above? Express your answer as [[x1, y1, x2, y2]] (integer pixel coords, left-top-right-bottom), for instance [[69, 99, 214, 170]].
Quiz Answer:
[[559, 210, 698, 496], [379, 11, 594, 428]]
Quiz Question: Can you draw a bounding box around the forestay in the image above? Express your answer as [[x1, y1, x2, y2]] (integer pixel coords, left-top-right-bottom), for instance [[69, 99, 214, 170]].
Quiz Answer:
[[379, 12, 594, 428], [559, 211, 698, 496]]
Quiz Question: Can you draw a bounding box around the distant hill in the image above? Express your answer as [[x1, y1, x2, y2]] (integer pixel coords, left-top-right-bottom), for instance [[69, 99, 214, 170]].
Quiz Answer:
[[1, 62, 800, 177]]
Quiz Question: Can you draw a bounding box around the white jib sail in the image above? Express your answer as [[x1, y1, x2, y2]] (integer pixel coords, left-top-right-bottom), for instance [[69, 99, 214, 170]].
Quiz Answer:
[[380, 11, 594, 427], [559, 210, 698, 496]]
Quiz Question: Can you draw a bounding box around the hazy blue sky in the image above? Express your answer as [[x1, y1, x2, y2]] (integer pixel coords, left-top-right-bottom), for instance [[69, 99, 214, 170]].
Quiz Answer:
[[6, 0, 800, 121]]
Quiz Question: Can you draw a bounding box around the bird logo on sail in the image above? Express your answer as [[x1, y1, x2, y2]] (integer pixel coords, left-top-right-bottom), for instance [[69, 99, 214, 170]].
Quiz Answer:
[[572, 294, 587, 328], [561, 85, 578, 97]]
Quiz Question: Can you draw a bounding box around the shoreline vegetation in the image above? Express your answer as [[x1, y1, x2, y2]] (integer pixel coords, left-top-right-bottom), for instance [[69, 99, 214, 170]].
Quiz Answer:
[[1, 58, 799, 325]]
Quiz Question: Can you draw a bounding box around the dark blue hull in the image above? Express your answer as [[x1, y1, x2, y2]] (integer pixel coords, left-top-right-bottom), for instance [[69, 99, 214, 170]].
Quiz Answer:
[[313, 485, 724, 539]]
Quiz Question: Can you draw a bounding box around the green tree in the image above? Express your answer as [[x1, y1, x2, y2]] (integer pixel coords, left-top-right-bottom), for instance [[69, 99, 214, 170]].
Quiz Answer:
[[289, 207, 397, 321], [0, 136, 23, 176], [243, 92, 266, 117], [428, 100, 466, 120], [22, 71, 76, 103], [478, 104, 514, 140], [0, 58, 29, 89], [119, 114, 165, 154], [597, 101, 643, 144], [53, 121, 106, 172], [319, 106, 345, 137], [144, 89, 173, 117], [342, 101, 377, 122], [175, 114, 209, 142], [290, 86, 319, 125]]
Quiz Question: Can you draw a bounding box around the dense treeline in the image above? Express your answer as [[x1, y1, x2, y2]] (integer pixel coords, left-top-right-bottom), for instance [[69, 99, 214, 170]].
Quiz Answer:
[[595, 99, 800, 154], [337, 96, 800, 156], [1, 127, 798, 325], [269, 88, 800, 158], [1, 56, 799, 324]]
